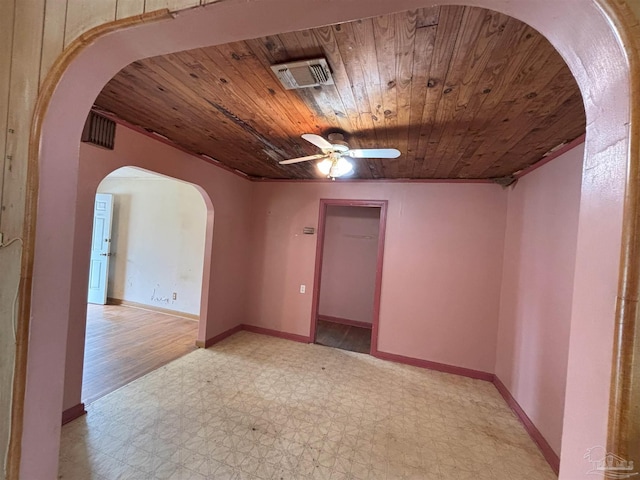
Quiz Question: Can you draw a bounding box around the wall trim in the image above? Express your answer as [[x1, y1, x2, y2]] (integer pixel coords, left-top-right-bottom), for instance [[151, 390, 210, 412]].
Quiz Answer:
[[95, 111, 251, 181], [372, 349, 495, 382], [199, 323, 559, 475], [317, 314, 373, 329], [371, 350, 559, 474], [253, 177, 495, 184], [106, 297, 199, 321], [61, 403, 86, 426], [101, 116, 500, 185], [493, 377, 560, 475], [241, 324, 311, 343], [198, 324, 311, 348], [104, 108, 586, 185], [513, 134, 585, 179], [196, 325, 242, 348], [65, 318, 562, 477]]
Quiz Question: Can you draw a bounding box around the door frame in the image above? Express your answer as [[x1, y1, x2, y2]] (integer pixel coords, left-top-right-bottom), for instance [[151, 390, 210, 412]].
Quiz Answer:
[[309, 199, 388, 354]]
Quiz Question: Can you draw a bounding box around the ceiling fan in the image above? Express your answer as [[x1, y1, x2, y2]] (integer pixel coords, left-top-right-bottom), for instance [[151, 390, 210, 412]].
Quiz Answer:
[[279, 133, 401, 179]]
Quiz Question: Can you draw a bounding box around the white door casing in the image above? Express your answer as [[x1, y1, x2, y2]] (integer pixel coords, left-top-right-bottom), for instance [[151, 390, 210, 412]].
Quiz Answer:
[[87, 193, 114, 304]]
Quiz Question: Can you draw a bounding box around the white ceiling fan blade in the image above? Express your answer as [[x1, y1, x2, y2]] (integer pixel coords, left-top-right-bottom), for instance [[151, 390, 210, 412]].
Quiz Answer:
[[347, 148, 401, 159], [301, 133, 334, 150], [279, 153, 328, 165]]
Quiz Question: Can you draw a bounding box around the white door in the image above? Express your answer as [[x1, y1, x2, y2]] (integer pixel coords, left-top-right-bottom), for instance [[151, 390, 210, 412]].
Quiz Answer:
[[87, 193, 114, 304]]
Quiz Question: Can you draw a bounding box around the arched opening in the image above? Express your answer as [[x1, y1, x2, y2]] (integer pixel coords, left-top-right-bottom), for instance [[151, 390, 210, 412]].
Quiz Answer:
[[73, 165, 211, 410], [58, 122, 226, 430], [14, 1, 634, 479]]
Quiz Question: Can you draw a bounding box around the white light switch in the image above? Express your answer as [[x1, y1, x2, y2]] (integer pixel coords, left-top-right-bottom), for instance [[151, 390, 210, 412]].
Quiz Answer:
[[299, 285, 306, 294]]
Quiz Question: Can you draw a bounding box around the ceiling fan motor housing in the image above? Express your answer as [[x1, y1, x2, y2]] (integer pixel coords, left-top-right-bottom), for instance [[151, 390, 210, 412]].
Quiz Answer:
[[278, 133, 400, 180], [326, 133, 349, 153], [329, 142, 349, 153]]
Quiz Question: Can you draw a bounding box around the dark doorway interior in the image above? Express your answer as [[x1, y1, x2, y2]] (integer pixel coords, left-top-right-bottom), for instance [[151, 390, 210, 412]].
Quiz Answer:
[[312, 201, 386, 354], [315, 318, 371, 354]]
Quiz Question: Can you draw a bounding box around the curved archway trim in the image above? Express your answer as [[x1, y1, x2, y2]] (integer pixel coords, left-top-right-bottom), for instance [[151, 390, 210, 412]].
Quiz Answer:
[[9, 1, 640, 478], [598, 0, 640, 463], [7, 9, 172, 478]]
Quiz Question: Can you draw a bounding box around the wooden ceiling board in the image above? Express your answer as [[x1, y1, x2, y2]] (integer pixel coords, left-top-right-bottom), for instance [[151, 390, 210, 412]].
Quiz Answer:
[[458, 55, 577, 178], [410, 6, 465, 176], [437, 17, 541, 178], [429, 10, 518, 177], [422, 7, 504, 177], [446, 31, 569, 177], [95, 6, 585, 180]]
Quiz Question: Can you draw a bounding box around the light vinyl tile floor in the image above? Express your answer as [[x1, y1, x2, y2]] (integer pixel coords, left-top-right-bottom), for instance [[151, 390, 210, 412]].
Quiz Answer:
[[59, 331, 557, 480]]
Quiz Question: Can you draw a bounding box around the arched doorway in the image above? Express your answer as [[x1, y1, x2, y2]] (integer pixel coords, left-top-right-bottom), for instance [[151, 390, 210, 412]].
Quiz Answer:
[[13, 1, 636, 478], [57, 119, 230, 430], [76, 166, 210, 408]]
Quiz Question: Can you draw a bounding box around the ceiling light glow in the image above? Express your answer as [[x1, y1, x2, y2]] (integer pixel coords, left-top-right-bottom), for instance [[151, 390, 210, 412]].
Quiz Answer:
[[317, 157, 353, 179], [317, 159, 333, 176]]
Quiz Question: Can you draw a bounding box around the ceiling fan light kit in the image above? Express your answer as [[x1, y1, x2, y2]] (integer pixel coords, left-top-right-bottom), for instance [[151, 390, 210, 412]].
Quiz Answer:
[[317, 157, 353, 179], [280, 133, 400, 180]]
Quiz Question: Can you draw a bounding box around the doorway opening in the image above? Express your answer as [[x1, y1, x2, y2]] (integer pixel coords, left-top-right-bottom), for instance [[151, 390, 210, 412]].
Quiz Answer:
[[82, 166, 207, 406], [310, 199, 387, 354]]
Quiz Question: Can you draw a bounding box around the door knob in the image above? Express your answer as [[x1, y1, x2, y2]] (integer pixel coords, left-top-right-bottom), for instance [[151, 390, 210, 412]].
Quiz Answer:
[[99, 253, 112, 256]]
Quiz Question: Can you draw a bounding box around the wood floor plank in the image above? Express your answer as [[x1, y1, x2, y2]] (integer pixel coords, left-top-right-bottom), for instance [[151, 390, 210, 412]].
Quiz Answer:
[[82, 304, 198, 405]]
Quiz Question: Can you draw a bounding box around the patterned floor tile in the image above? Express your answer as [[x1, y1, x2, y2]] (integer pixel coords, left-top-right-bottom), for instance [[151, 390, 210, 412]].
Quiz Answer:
[[58, 332, 557, 479]]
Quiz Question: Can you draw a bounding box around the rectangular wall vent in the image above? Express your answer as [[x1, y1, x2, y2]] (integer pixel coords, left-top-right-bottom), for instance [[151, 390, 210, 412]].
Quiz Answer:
[[270, 58, 334, 90], [82, 111, 116, 149]]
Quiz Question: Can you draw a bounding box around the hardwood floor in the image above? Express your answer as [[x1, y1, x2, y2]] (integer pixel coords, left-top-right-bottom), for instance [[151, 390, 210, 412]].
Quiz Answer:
[[82, 304, 198, 405], [315, 319, 372, 354]]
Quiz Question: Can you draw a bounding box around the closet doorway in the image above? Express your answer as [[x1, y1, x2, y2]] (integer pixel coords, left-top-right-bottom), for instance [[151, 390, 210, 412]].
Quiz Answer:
[[310, 199, 387, 354]]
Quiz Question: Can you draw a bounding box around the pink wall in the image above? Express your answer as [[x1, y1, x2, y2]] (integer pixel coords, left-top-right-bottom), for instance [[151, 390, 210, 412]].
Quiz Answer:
[[318, 206, 381, 324], [22, 1, 630, 478], [248, 182, 507, 372], [62, 124, 254, 411], [496, 144, 584, 455]]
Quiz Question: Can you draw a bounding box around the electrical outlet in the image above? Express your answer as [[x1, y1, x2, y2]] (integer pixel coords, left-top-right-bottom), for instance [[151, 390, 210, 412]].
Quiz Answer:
[[172, 292, 177, 300], [299, 285, 306, 294]]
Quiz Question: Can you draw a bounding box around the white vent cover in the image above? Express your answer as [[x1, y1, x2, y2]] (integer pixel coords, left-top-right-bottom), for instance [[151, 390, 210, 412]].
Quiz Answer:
[[270, 58, 334, 89]]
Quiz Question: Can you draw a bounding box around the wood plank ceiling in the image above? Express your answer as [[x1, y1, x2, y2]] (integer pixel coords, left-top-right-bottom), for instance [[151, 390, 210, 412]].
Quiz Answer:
[[94, 6, 585, 180]]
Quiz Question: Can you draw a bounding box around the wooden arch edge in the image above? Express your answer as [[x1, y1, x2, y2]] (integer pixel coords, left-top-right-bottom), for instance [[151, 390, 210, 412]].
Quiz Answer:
[[599, 0, 640, 467], [7, 9, 172, 479], [7, 0, 640, 478]]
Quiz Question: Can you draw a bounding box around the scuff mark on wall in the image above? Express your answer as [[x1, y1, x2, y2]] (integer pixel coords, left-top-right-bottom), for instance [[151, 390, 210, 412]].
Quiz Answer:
[[97, 169, 207, 315], [150, 288, 173, 305]]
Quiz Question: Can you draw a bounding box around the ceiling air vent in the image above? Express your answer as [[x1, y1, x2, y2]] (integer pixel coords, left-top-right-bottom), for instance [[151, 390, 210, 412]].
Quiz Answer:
[[82, 111, 116, 150], [270, 58, 334, 90]]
